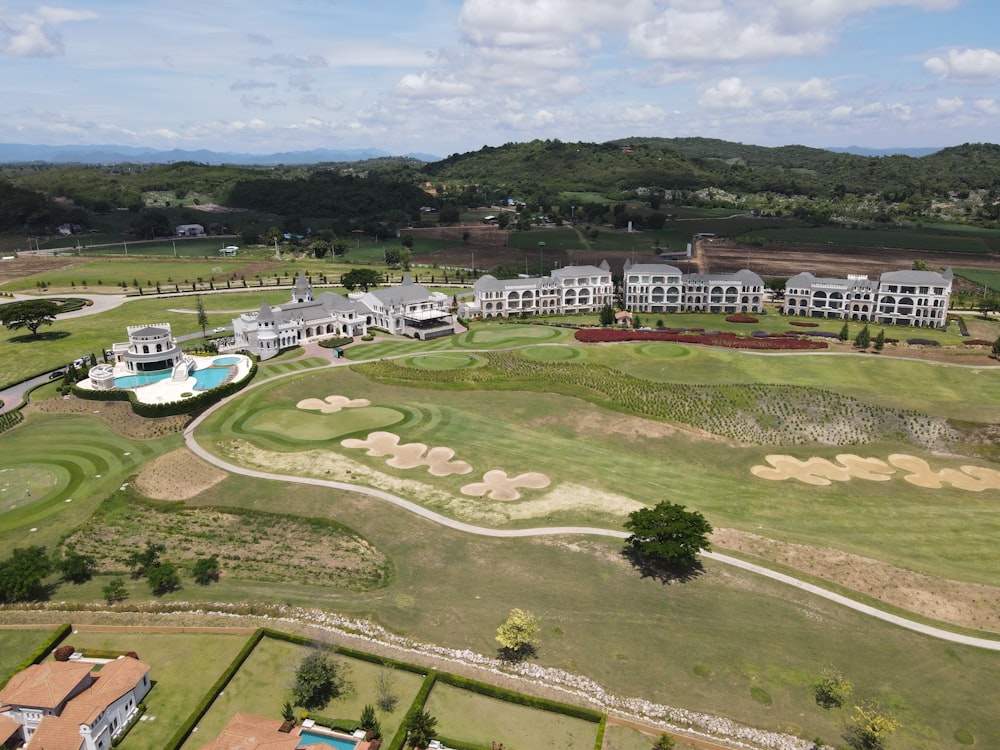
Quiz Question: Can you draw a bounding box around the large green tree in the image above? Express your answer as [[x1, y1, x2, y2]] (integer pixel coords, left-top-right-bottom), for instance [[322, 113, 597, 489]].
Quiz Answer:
[[291, 650, 348, 711], [405, 710, 438, 749], [623, 501, 712, 573], [0, 546, 52, 603], [0, 299, 60, 338], [341, 268, 382, 292]]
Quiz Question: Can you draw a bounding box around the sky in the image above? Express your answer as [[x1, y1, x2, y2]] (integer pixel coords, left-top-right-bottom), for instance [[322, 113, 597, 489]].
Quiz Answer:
[[1, 0, 998, 156]]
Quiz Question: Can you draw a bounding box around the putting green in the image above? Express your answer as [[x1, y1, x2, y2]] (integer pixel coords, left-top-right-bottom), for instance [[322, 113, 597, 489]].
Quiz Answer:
[[519, 345, 584, 362], [0, 467, 61, 513], [243, 406, 404, 443], [635, 342, 692, 359], [465, 325, 562, 344], [407, 353, 481, 371]]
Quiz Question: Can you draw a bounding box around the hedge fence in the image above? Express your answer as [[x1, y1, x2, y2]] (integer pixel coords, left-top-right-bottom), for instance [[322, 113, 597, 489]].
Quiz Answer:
[[386, 671, 438, 750]]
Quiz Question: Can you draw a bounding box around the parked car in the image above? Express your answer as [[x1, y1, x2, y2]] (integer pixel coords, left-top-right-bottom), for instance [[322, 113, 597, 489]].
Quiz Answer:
[[49, 370, 65, 380], [213, 327, 226, 333]]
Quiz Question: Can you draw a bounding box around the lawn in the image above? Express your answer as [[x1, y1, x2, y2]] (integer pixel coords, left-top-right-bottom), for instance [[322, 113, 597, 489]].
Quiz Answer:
[[424, 682, 599, 749], [181, 637, 424, 748], [64, 629, 253, 750], [1, 258, 257, 292], [0, 628, 63, 684], [743, 225, 1000, 253]]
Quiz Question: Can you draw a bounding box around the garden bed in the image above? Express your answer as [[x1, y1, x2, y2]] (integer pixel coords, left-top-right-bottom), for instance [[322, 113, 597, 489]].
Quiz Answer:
[[574, 329, 828, 350]]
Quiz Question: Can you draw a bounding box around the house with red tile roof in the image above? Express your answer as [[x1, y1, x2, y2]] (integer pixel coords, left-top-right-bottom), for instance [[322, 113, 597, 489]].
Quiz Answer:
[[0, 655, 151, 750]]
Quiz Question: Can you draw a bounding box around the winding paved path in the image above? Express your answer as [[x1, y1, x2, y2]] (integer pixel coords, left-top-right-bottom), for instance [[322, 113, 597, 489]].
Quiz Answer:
[[184, 361, 1000, 653]]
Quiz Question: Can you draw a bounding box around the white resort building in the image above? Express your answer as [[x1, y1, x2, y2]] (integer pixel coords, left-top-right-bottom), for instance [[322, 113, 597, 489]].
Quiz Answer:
[[623, 263, 765, 314], [0, 656, 151, 750], [462, 263, 614, 319], [233, 273, 456, 360], [784, 268, 953, 328]]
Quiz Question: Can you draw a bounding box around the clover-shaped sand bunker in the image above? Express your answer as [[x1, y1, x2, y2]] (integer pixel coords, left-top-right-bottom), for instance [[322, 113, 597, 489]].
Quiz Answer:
[[297, 395, 371, 413], [751, 453, 1000, 491], [461, 469, 551, 501], [340, 431, 472, 476]]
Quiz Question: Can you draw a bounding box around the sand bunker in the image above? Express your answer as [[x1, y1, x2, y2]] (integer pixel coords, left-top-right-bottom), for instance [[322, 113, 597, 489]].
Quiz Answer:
[[297, 395, 372, 413], [461, 469, 552, 501], [751, 453, 1000, 491], [341, 431, 472, 476]]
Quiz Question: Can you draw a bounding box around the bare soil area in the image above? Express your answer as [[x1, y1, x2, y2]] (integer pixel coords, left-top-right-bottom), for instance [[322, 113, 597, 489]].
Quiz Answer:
[[134, 448, 228, 500], [702, 240, 1000, 277], [712, 528, 1000, 633], [0, 255, 90, 286], [30, 396, 188, 440]]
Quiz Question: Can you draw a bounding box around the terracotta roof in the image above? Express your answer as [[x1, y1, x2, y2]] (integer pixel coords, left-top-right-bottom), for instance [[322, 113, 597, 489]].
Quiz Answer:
[[23, 713, 86, 750], [199, 712, 301, 750], [0, 715, 20, 745], [0, 661, 92, 710], [59, 657, 150, 726]]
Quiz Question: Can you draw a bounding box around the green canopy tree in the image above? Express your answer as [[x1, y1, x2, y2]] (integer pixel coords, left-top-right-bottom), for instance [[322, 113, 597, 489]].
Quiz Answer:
[[291, 650, 348, 711], [842, 698, 901, 750], [0, 546, 51, 603], [0, 299, 60, 338], [874, 329, 886, 352], [853, 324, 871, 349], [341, 268, 382, 292], [495, 607, 540, 660], [623, 501, 712, 575]]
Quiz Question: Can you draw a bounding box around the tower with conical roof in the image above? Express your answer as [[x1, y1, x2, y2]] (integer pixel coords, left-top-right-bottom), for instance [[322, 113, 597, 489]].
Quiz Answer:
[[291, 272, 313, 304]]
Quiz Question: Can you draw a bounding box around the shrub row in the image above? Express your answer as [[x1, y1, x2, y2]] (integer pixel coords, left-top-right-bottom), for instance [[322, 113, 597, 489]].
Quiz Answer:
[[574, 329, 828, 350], [963, 339, 992, 346], [789, 320, 820, 327], [307, 716, 362, 733], [949, 315, 970, 336], [164, 628, 265, 750], [386, 671, 438, 750], [0, 624, 73, 690], [318, 337, 354, 349], [907, 338, 941, 346], [0, 409, 23, 433], [433, 671, 603, 723], [70, 357, 258, 417], [594, 717, 607, 750]]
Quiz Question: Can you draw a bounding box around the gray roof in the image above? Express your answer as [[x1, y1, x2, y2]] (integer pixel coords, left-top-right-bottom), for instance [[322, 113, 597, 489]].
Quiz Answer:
[[367, 275, 438, 305], [787, 272, 877, 289], [880, 269, 952, 284], [130, 325, 169, 337], [624, 263, 683, 276], [550, 264, 609, 279], [257, 301, 275, 322], [316, 291, 356, 312], [684, 269, 763, 286]]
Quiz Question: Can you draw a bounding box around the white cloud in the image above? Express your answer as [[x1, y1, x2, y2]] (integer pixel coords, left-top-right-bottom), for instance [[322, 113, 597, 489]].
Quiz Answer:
[[0, 6, 96, 57], [935, 97, 964, 113], [827, 100, 913, 122], [35, 7, 98, 24], [760, 86, 790, 106], [974, 98, 1000, 115], [795, 77, 836, 101], [699, 77, 754, 110], [395, 72, 475, 99], [924, 48, 1000, 81], [458, 0, 649, 48]]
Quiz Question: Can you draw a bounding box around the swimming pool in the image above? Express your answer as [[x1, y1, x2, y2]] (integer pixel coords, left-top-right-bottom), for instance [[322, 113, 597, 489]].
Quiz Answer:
[[113, 370, 171, 388], [192, 366, 231, 390], [295, 729, 358, 749], [213, 356, 241, 366]]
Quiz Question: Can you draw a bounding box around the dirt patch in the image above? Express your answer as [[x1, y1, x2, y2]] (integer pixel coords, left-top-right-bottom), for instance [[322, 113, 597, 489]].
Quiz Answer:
[[529, 409, 679, 442], [29, 396, 188, 440], [460, 469, 551, 501], [0, 255, 91, 287], [64, 493, 391, 589], [702, 240, 1000, 278], [712, 528, 1000, 633], [134, 448, 228, 500], [507, 483, 644, 519]]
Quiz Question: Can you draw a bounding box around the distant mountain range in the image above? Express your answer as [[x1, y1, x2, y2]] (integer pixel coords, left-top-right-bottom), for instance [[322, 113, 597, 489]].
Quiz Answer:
[[0, 142, 945, 166], [0, 143, 442, 165]]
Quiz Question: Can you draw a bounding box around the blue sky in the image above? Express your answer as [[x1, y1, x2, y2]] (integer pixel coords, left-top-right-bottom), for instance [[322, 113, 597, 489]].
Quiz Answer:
[[1, 0, 998, 155]]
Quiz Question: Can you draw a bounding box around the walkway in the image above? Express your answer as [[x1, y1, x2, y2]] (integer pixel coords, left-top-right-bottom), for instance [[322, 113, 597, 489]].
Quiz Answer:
[[183, 362, 1000, 653]]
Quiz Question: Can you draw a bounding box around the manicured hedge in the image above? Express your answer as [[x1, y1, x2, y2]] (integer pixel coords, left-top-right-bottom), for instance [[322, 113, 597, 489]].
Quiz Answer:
[[318, 337, 354, 349], [574, 329, 828, 350], [70, 356, 258, 417], [963, 339, 991, 346], [386, 671, 438, 750], [433, 672, 602, 723], [1, 624, 73, 689], [164, 628, 265, 750], [0, 409, 23, 433], [594, 717, 607, 750]]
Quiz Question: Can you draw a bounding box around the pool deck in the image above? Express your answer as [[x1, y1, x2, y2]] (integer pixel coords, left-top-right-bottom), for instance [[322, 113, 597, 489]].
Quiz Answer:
[[78, 354, 253, 404]]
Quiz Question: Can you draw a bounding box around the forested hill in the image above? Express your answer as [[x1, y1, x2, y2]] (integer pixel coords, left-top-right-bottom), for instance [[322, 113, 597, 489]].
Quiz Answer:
[[424, 138, 1000, 199]]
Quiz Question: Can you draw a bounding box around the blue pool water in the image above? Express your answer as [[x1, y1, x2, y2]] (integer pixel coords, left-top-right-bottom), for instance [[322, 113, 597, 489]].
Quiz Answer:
[[113, 370, 171, 388], [213, 356, 241, 366], [296, 730, 358, 749], [113, 362, 236, 390]]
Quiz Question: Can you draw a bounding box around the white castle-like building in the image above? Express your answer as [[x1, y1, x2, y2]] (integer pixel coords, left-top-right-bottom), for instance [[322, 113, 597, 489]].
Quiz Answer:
[[784, 268, 953, 328], [623, 262, 765, 314], [233, 273, 455, 360], [461, 263, 615, 318]]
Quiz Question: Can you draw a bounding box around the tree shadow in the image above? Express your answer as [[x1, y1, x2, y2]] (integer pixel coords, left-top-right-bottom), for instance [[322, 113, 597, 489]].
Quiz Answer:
[[496, 643, 537, 663], [8, 331, 70, 343], [621, 547, 704, 584]]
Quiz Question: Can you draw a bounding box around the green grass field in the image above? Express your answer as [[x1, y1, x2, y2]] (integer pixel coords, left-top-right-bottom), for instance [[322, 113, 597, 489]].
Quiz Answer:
[[743, 225, 1000, 253], [0, 628, 62, 685], [65, 629, 252, 750], [425, 682, 598, 749]]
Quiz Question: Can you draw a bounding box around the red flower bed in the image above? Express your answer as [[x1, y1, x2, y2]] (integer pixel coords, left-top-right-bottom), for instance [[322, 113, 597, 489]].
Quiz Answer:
[[789, 321, 820, 327], [574, 329, 828, 350], [725, 313, 759, 323], [963, 339, 992, 346]]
